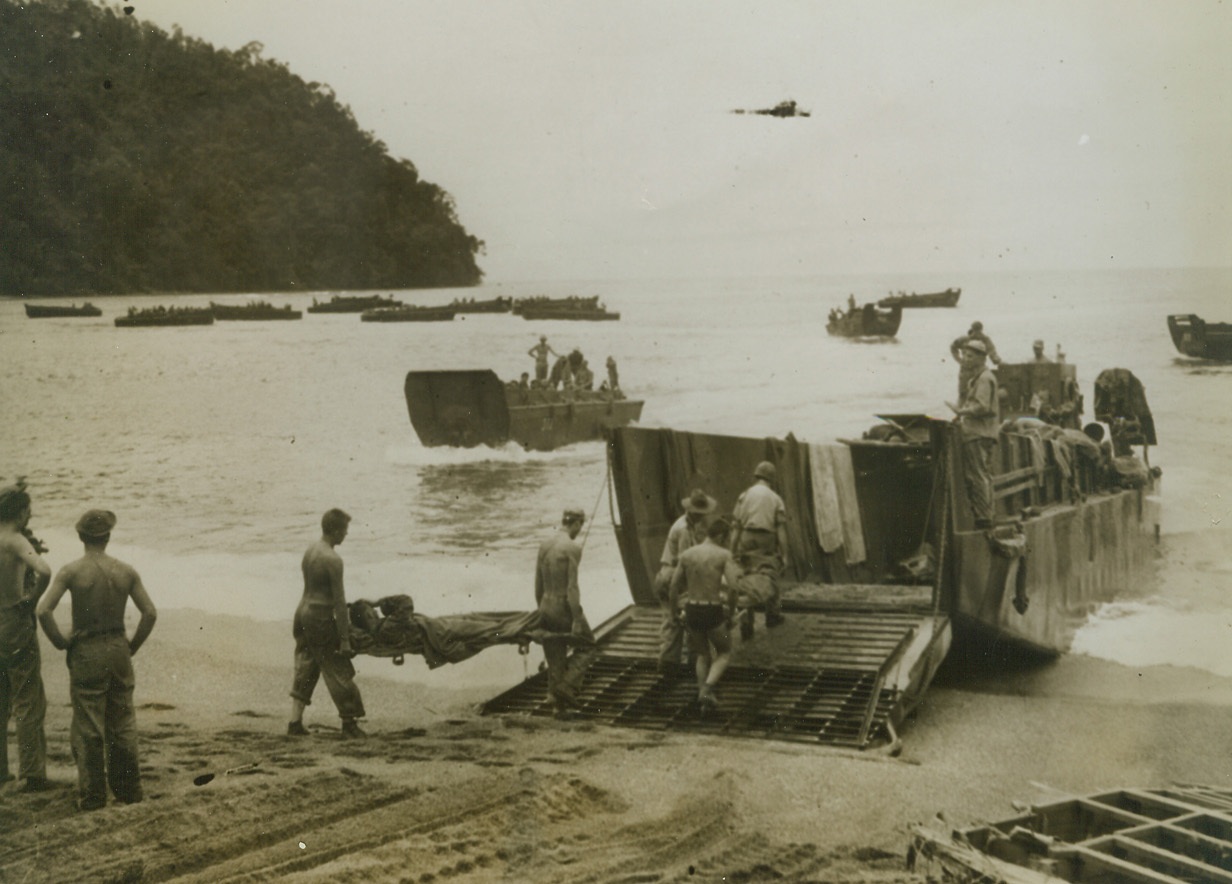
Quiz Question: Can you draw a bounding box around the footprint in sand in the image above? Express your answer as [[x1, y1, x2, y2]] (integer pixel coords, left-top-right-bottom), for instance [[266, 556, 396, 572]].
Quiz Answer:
[[140, 702, 176, 711]]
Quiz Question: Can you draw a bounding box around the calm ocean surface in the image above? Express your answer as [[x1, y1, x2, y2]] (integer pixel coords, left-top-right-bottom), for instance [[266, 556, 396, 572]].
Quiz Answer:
[[2, 266, 1229, 689]]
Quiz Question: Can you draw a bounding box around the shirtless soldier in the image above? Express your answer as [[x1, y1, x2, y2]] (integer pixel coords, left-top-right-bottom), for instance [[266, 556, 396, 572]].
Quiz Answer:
[[288, 508, 366, 739], [0, 483, 52, 792], [36, 509, 157, 811], [535, 508, 595, 719]]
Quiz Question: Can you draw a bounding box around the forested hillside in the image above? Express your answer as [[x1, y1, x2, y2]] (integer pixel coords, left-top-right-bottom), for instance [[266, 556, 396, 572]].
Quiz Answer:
[[0, 0, 484, 296]]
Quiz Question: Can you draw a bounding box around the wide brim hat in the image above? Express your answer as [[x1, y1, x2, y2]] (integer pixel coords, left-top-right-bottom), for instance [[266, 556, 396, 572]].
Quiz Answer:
[[681, 489, 717, 514]]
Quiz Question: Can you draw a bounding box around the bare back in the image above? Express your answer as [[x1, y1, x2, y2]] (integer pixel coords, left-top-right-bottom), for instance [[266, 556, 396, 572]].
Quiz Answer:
[[300, 540, 345, 610], [59, 553, 139, 633]]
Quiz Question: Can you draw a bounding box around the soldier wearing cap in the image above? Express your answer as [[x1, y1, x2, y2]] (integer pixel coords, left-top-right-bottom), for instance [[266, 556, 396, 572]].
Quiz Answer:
[[950, 321, 1003, 399], [288, 508, 366, 740], [0, 482, 52, 792], [534, 508, 595, 719], [948, 339, 1001, 529], [654, 489, 715, 673], [730, 461, 788, 630], [37, 509, 157, 810], [1032, 339, 1052, 363]]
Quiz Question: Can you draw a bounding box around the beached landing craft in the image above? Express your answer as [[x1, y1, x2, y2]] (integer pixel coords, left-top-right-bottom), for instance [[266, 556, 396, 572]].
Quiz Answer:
[[209, 300, 302, 320], [404, 370, 643, 451], [877, 287, 962, 309], [361, 304, 456, 322], [909, 785, 1232, 883], [483, 361, 1160, 750], [1167, 313, 1232, 361], [114, 306, 214, 327], [826, 302, 903, 338], [24, 302, 103, 318]]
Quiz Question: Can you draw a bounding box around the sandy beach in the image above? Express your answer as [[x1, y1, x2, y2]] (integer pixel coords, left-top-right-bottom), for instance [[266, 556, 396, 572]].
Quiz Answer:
[[3, 608, 1231, 883]]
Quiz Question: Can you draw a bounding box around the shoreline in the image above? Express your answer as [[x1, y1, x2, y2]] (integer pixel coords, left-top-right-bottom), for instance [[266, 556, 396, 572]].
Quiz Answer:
[[5, 608, 1232, 882]]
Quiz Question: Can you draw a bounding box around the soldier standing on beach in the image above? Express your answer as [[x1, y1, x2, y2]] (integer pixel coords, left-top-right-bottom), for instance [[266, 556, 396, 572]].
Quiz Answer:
[[288, 508, 366, 739], [36, 509, 157, 811], [535, 508, 595, 719], [0, 482, 52, 793], [670, 518, 741, 711], [730, 461, 788, 632], [654, 489, 715, 673]]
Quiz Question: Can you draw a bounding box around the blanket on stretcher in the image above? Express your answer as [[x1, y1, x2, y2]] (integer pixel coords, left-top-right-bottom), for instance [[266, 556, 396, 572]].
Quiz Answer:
[[348, 595, 592, 668]]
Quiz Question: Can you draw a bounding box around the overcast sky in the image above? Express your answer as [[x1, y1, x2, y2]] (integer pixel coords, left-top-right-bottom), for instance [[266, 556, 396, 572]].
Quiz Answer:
[[135, 1, 1231, 282]]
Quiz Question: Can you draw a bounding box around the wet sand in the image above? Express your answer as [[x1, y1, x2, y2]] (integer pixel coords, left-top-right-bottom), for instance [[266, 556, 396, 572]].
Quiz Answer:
[[4, 609, 1232, 883]]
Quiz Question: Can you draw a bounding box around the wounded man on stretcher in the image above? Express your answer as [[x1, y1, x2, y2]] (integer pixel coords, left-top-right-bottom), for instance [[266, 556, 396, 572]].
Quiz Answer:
[[348, 594, 593, 668]]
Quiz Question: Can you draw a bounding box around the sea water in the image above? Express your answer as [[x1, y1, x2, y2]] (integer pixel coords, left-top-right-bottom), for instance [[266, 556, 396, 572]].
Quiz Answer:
[[2, 266, 1229, 688]]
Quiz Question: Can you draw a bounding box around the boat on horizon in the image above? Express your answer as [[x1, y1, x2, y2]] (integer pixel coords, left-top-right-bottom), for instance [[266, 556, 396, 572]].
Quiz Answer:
[[404, 369, 643, 451], [512, 295, 600, 316], [877, 287, 961, 308], [114, 306, 214, 327], [448, 296, 513, 314], [209, 300, 302, 320], [519, 304, 620, 321], [826, 302, 903, 338], [910, 784, 1232, 883], [306, 294, 403, 314], [482, 359, 1160, 751], [361, 304, 456, 322], [24, 302, 103, 318], [1167, 313, 1232, 361]]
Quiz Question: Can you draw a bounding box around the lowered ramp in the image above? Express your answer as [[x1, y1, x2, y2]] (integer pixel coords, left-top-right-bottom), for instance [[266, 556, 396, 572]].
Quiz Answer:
[[482, 584, 949, 750]]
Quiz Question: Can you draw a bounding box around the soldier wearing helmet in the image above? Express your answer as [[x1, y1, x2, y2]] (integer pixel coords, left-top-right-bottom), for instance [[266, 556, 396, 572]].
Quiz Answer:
[[950, 321, 1002, 399], [729, 461, 787, 631]]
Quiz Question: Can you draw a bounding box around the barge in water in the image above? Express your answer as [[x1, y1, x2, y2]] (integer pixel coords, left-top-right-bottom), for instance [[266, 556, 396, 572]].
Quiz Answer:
[[877, 287, 962, 308], [404, 369, 643, 451], [25, 302, 102, 318], [1167, 313, 1232, 361], [209, 300, 302, 320], [827, 302, 903, 338], [482, 360, 1160, 750]]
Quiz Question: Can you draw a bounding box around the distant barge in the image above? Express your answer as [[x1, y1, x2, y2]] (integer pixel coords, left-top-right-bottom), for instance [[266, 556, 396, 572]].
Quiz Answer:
[[361, 305, 456, 322], [1167, 313, 1232, 361], [827, 303, 903, 338], [25, 302, 102, 318], [115, 307, 214, 327], [307, 294, 403, 314], [877, 287, 961, 308], [210, 301, 302, 320]]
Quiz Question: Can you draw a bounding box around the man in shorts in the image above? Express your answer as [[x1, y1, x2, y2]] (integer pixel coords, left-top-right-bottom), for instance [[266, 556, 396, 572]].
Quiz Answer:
[[653, 488, 715, 673], [669, 518, 740, 711]]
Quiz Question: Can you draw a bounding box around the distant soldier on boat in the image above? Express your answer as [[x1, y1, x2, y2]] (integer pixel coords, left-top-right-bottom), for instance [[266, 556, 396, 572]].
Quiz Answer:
[[1031, 339, 1051, 363], [528, 336, 559, 384]]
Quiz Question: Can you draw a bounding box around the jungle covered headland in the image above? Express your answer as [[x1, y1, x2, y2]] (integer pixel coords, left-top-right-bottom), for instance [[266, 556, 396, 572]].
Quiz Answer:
[[0, 0, 485, 296]]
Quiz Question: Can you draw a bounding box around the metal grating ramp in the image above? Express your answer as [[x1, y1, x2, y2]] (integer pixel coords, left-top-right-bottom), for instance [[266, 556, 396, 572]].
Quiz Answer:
[[482, 601, 931, 749]]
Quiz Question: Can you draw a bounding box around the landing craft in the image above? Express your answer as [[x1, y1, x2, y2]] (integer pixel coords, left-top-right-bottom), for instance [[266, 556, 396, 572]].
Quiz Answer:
[[731, 99, 811, 118]]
